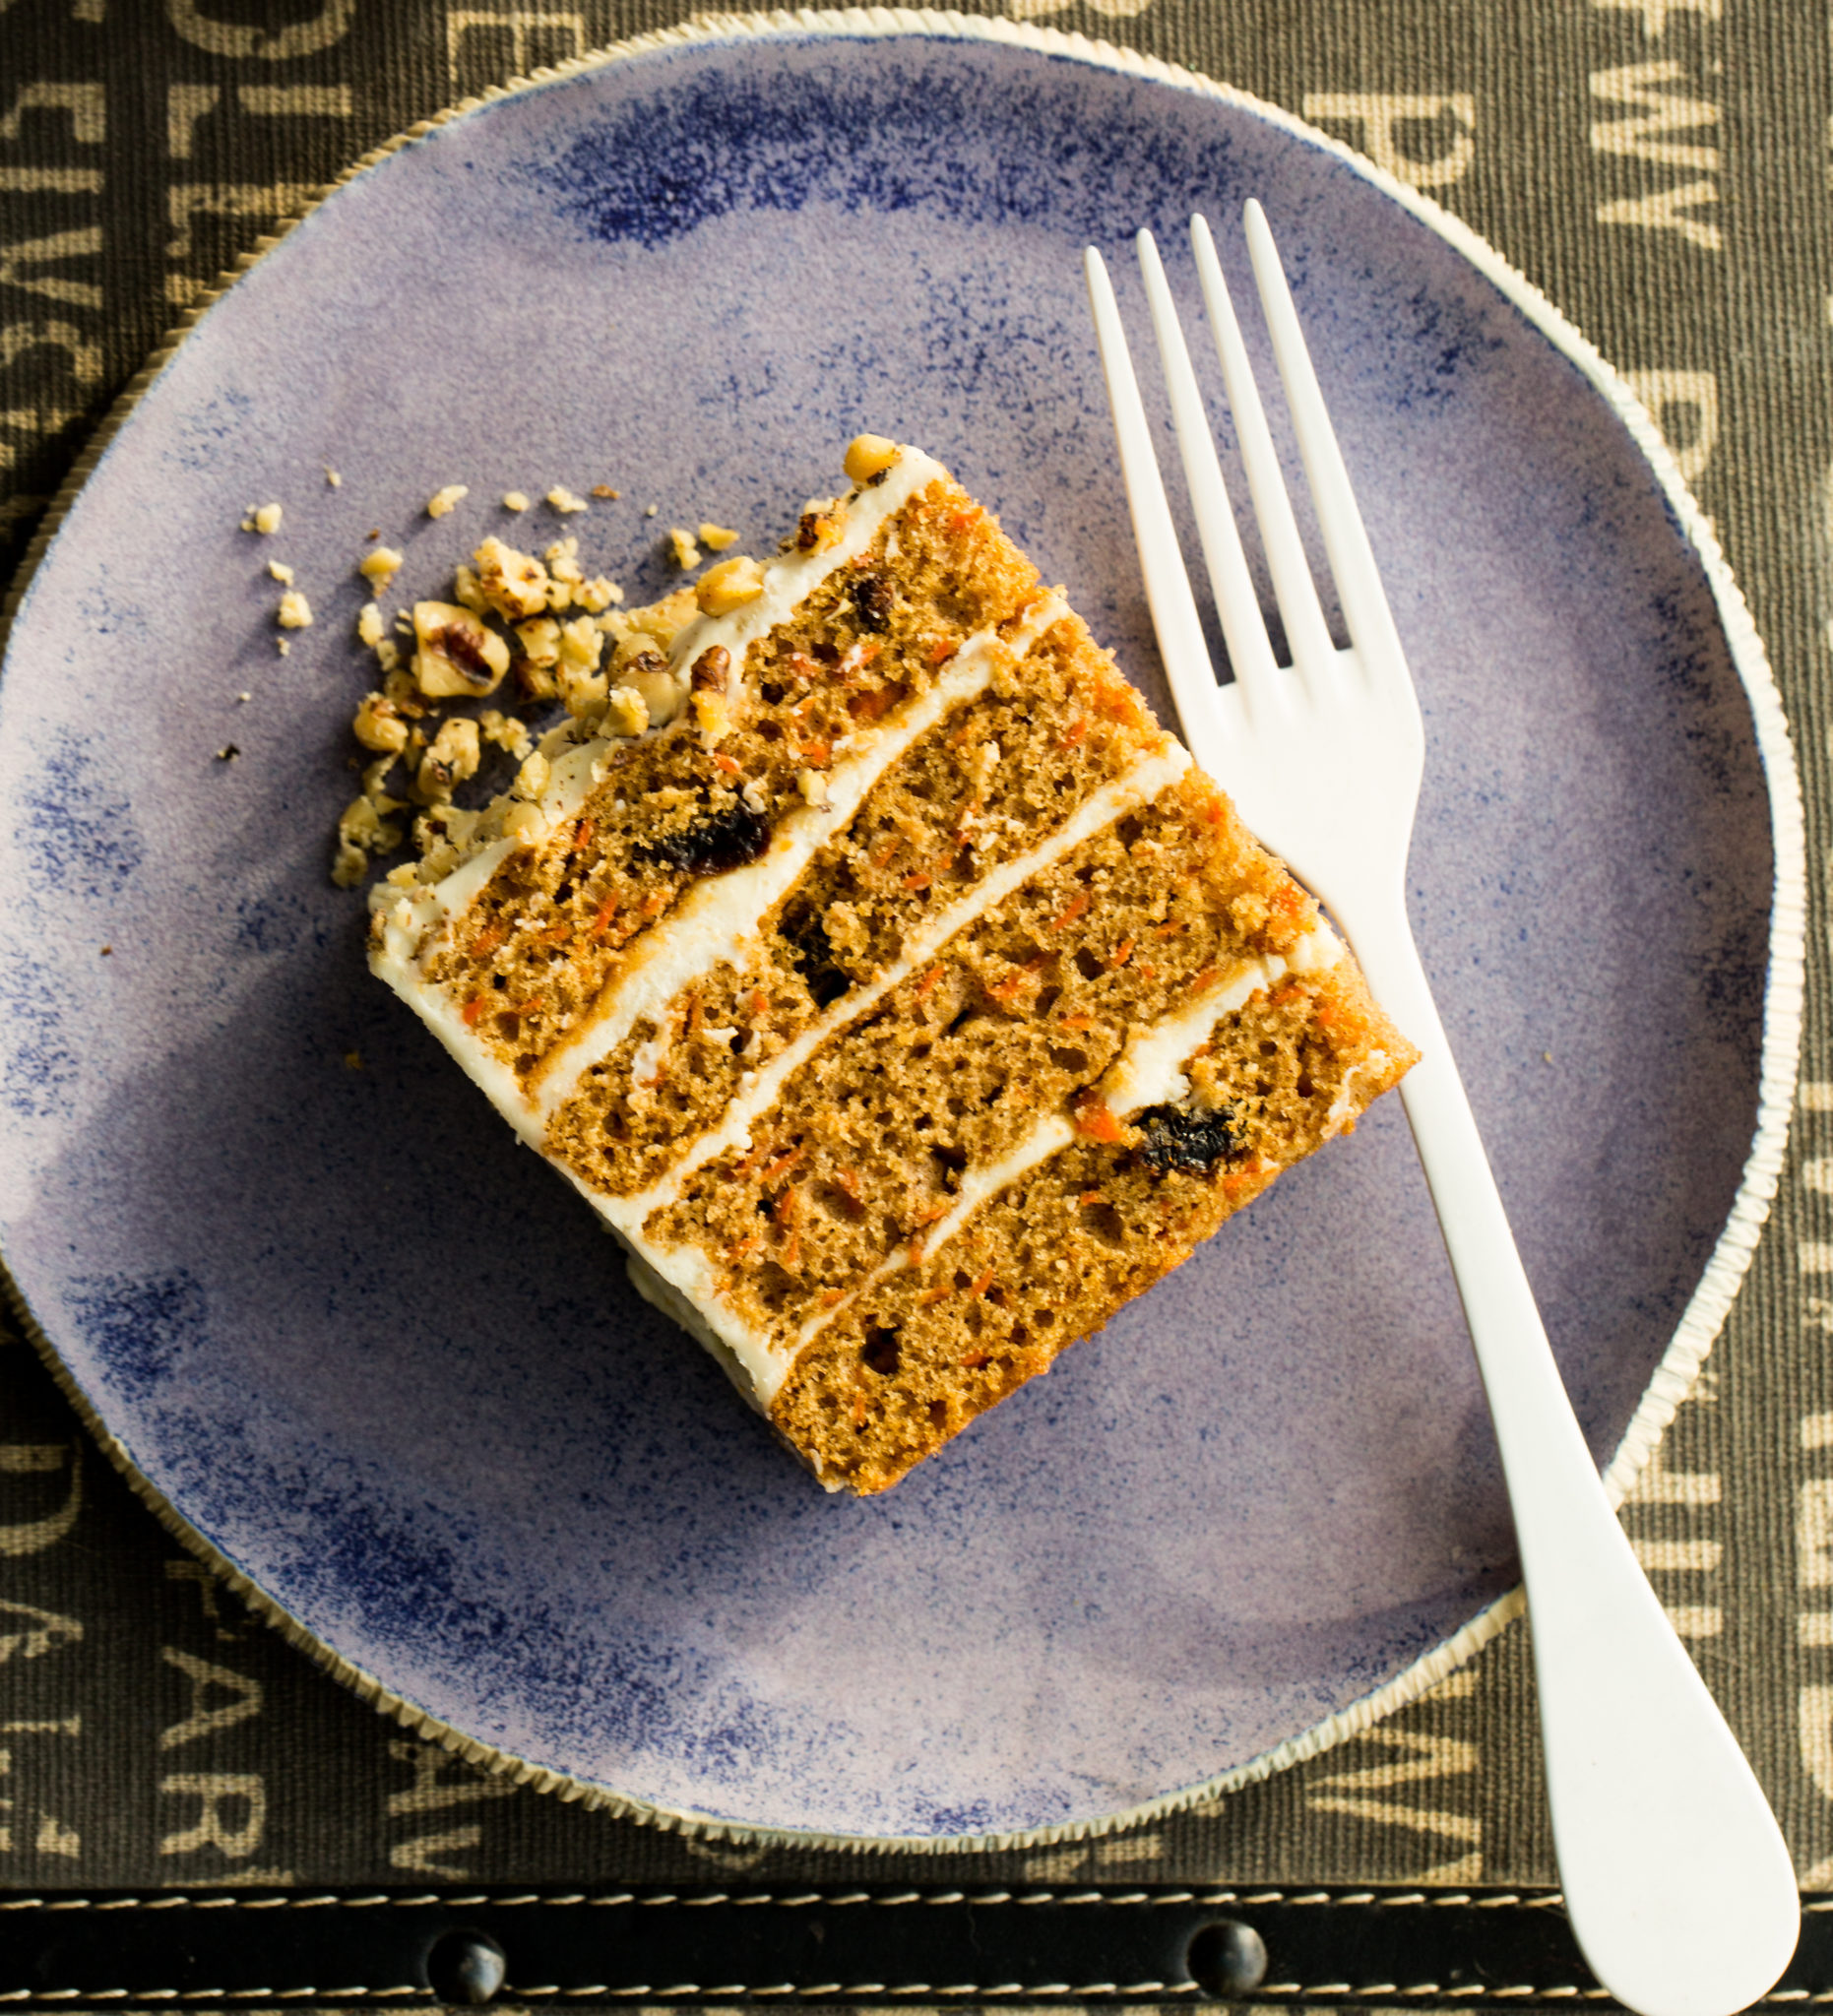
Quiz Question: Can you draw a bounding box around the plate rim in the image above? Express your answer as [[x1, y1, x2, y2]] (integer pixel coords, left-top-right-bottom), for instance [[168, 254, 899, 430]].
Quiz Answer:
[[0, 3, 1805, 1855]]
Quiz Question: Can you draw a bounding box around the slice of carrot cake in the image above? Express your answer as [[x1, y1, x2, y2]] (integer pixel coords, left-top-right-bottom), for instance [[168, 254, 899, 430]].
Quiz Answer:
[[369, 437, 1417, 1494]]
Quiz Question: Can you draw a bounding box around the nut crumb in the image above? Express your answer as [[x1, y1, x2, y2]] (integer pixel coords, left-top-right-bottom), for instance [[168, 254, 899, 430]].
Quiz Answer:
[[242, 502, 283, 535], [236, 691, 251, 703], [644, 503, 659, 518], [276, 638, 290, 656], [592, 483, 620, 499], [501, 490, 530, 512], [844, 433, 901, 486], [277, 590, 313, 628], [668, 527, 701, 569], [546, 486, 590, 515], [216, 743, 240, 761], [268, 559, 294, 585], [325, 467, 341, 487], [99, 944, 112, 956], [344, 1049, 363, 1070], [426, 484, 470, 519], [698, 522, 739, 551], [358, 545, 403, 591]]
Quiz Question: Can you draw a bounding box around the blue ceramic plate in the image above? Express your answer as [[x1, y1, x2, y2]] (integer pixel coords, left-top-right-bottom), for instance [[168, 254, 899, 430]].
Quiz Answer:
[[0, 15, 1799, 1846]]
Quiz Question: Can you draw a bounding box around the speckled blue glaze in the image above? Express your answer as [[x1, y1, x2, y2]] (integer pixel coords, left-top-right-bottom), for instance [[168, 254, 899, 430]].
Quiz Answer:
[[0, 26, 1774, 1841]]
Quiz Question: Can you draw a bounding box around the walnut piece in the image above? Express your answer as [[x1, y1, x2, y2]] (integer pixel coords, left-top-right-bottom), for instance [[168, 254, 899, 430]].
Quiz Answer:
[[843, 434, 901, 485], [473, 536, 550, 621], [695, 554, 765, 615], [411, 600, 510, 698]]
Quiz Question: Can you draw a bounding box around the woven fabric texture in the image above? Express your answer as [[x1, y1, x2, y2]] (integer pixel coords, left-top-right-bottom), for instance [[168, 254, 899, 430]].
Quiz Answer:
[[0, 0, 1826, 1896]]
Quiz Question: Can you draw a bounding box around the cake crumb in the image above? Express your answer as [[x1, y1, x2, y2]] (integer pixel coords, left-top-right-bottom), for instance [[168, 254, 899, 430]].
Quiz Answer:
[[547, 486, 590, 515], [698, 523, 739, 551], [277, 590, 313, 628], [502, 490, 530, 512], [242, 502, 283, 535], [268, 559, 294, 585], [427, 484, 470, 519]]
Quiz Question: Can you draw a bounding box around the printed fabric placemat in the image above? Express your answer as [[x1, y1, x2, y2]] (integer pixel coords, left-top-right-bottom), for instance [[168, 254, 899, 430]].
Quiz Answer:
[[0, 0, 1828, 1918]]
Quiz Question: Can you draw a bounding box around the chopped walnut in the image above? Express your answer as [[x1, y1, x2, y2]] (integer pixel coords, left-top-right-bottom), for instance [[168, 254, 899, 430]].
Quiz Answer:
[[473, 536, 550, 620], [479, 709, 533, 760], [604, 684, 648, 738], [695, 554, 766, 615], [426, 484, 469, 518], [417, 717, 481, 800], [359, 545, 404, 591], [515, 615, 561, 668], [793, 501, 847, 553], [624, 659, 685, 727], [513, 749, 550, 800], [555, 616, 607, 719], [556, 663, 608, 720], [843, 433, 901, 485], [690, 642, 732, 742], [352, 690, 410, 754], [452, 563, 487, 615], [411, 600, 510, 698], [277, 590, 313, 628]]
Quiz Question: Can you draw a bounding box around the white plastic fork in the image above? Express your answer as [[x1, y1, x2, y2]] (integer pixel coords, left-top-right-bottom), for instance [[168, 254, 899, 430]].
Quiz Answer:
[[1087, 206, 1797, 2016]]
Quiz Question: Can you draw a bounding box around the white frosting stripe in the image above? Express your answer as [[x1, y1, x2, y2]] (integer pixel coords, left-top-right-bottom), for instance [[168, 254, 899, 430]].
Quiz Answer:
[[529, 592, 1070, 1119], [600, 736, 1192, 1227], [630, 923, 1346, 1411]]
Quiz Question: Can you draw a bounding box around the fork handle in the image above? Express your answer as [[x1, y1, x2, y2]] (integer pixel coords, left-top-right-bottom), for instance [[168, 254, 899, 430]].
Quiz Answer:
[[1344, 902, 1797, 2016]]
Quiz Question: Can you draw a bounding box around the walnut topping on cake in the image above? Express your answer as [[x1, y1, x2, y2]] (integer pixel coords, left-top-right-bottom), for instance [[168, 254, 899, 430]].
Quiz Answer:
[[695, 554, 765, 615]]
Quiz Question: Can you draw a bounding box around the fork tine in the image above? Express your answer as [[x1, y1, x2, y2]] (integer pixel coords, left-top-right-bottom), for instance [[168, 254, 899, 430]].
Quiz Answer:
[[1134, 229, 1282, 721], [1083, 245, 1226, 756], [1188, 214, 1337, 682], [1242, 200, 1408, 681]]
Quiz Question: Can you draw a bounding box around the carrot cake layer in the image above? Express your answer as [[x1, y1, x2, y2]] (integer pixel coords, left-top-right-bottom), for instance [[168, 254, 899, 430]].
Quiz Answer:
[[370, 438, 1417, 1492]]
